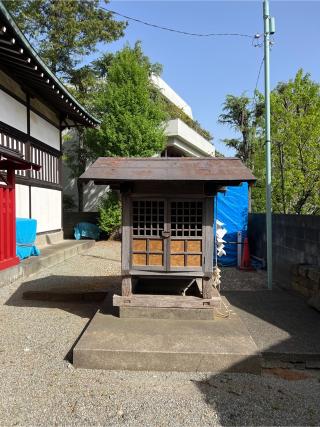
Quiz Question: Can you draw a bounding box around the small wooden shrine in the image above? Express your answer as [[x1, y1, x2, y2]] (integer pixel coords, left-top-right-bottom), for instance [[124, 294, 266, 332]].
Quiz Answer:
[[81, 157, 255, 310]]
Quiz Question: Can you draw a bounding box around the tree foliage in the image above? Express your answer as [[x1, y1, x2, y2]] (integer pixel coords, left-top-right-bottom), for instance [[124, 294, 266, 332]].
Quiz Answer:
[[269, 70, 320, 214], [85, 43, 168, 158], [98, 191, 121, 235], [5, 0, 126, 79], [218, 94, 264, 166], [219, 70, 320, 215]]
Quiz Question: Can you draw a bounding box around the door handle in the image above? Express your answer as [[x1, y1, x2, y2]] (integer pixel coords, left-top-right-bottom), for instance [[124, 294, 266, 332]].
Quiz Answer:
[[161, 230, 170, 238]]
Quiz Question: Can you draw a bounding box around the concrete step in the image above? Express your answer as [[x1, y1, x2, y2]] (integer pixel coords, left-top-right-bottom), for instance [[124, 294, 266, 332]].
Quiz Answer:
[[119, 306, 215, 321], [36, 230, 64, 247], [0, 239, 95, 288], [73, 300, 261, 373], [22, 240, 95, 277]]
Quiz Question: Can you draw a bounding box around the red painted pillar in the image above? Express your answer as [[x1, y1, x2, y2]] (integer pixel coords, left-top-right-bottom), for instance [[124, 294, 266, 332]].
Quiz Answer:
[[0, 167, 19, 270]]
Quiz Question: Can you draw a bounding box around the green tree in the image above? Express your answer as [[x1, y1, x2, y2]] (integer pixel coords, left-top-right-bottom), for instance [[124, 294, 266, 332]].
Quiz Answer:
[[269, 70, 320, 214], [218, 94, 264, 167], [98, 192, 121, 236], [85, 42, 168, 158], [5, 0, 126, 79]]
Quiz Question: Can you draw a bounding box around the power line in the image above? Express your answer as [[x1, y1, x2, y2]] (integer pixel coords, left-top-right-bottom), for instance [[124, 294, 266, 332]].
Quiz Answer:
[[101, 7, 254, 39], [252, 56, 264, 106]]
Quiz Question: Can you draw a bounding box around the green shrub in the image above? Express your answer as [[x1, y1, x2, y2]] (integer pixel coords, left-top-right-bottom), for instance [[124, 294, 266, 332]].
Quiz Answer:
[[98, 192, 121, 236]]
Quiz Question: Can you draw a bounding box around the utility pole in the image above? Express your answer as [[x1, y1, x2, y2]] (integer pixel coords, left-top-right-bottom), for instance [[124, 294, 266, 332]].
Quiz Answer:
[[263, 0, 275, 290]]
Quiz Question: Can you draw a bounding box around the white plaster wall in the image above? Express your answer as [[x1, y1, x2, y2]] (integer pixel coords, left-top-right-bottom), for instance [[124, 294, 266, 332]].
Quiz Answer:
[[0, 89, 27, 133], [31, 187, 61, 232], [30, 111, 60, 150], [15, 184, 30, 218], [30, 97, 60, 127]]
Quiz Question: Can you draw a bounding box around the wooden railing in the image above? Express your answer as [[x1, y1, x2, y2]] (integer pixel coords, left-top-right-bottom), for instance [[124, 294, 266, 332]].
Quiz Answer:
[[0, 122, 60, 187]]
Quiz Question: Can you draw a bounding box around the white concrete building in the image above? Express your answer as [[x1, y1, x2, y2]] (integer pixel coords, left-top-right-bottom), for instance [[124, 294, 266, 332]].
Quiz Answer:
[[151, 74, 215, 158], [165, 118, 215, 157]]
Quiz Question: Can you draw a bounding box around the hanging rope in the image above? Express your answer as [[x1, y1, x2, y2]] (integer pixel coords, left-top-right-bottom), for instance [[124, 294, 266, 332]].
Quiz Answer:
[[212, 195, 231, 318]]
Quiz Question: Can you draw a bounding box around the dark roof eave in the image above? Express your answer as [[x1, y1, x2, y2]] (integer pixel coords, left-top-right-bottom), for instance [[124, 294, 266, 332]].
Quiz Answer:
[[0, 1, 100, 127]]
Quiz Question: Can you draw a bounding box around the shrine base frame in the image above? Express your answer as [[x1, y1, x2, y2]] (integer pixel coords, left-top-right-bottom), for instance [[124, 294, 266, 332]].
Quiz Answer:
[[117, 181, 218, 308]]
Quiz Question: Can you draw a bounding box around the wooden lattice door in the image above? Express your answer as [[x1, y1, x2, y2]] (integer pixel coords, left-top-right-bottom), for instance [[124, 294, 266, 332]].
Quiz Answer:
[[131, 199, 204, 272], [132, 200, 166, 270], [169, 200, 203, 271]]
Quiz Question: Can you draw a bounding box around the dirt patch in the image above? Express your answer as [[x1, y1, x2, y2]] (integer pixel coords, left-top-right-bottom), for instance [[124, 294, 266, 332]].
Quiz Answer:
[[264, 368, 312, 381]]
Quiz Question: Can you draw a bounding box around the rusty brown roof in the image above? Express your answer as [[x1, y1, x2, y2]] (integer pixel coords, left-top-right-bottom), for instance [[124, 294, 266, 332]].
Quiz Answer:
[[80, 157, 255, 185]]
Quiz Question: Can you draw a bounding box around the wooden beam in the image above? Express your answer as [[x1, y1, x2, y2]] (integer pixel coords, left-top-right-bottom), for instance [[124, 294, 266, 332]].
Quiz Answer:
[[113, 294, 221, 309], [121, 193, 131, 275], [121, 276, 132, 297], [129, 270, 205, 278], [203, 197, 214, 277], [202, 276, 213, 299]]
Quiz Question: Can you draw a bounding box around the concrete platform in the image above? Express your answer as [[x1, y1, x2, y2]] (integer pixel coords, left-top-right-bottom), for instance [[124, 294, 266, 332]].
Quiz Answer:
[[224, 289, 320, 368], [0, 239, 95, 287], [73, 300, 261, 373], [119, 306, 215, 320]]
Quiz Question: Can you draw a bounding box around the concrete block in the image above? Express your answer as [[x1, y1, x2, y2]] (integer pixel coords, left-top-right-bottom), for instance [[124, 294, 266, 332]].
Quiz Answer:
[[0, 239, 95, 286], [35, 231, 64, 247], [304, 242, 319, 258], [308, 295, 320, 312], [304, 228, 320, 243], [0, 264, 23, 288], [73, 309, 261, 373], [119, 306, 215, 321], [307, 266, 320, 285], [46, 231, 64, 245], [296, 275, 316, 290], [306, 360, 320, 369], [291, 264, 299, 276], [292, 281, 310, 297]]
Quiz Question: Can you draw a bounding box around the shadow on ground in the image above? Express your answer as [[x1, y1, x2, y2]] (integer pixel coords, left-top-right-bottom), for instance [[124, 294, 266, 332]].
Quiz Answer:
[[192, 285, 320, 426], [5, 274, 121, 318]]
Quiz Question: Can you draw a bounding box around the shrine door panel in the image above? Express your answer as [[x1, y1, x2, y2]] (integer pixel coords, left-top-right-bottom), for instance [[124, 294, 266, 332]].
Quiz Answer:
[[169, 200, 203, 270], [131, 200, 165, 269]]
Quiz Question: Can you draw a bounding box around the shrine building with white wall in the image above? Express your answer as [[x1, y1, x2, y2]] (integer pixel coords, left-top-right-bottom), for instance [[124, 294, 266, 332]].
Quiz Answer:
[[0, 3, 98, 235]]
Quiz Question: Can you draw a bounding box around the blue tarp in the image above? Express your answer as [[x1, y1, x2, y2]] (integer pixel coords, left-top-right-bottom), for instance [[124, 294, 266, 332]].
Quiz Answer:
[[216, 183, 249, 266], [74, 222, 100, 241], [16, 218, 40, 260]]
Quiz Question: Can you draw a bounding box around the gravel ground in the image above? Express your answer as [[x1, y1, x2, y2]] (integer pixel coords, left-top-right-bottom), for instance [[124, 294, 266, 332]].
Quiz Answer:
[[220, 267, 267, 291], [0, 241, 319, 426]]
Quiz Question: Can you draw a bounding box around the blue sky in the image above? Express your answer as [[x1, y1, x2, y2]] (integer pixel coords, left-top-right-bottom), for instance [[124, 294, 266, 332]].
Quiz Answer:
[[92, 1, 320, 155]]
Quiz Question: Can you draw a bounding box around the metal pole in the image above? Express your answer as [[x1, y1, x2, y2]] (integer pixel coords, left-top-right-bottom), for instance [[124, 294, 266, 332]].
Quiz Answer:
[[263, 0, 272, 290]]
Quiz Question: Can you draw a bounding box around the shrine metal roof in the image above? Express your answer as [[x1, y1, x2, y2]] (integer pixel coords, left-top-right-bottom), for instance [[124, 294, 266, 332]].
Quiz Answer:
[[80, 157, 256, 185]]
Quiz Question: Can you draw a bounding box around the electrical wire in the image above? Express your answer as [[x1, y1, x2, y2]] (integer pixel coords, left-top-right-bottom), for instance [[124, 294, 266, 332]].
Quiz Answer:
[[101, 7, 254, 39], [252, 55, 264, 107], [254, 56, 264, 96]]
